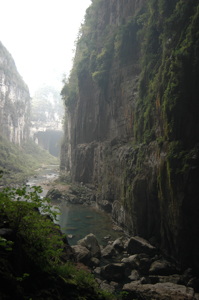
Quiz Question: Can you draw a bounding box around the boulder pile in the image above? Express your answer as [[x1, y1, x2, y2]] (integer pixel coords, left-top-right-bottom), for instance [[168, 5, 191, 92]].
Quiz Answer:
[[72, 233, 199, 300]]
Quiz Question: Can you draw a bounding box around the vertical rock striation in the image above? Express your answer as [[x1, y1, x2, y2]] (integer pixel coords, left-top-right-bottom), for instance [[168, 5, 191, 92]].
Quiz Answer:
[[0, 41, 30, 145], [61, 0, 199, 272]]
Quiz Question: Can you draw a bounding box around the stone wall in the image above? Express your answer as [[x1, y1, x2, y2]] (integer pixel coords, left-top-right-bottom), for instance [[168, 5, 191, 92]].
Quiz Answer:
[[61, 0, 199, 272], [0, 41, 30, 144]]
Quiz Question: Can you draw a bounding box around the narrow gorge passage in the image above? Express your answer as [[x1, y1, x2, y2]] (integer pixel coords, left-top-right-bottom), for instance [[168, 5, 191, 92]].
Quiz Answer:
[[1, 0, 199, 299]]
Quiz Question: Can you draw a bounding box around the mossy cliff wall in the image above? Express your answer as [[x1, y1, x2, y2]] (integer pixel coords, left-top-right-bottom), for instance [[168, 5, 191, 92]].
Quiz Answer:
[[0, 42, 30, 144], [61, 0, 199, 272]]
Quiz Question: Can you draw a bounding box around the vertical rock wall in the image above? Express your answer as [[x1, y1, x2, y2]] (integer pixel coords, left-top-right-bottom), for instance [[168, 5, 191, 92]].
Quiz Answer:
[[61, 0, 199, 272], [0, 42, 30, 145]]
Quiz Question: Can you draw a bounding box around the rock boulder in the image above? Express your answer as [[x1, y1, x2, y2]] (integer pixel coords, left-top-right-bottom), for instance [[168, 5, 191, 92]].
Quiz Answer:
[[77, 233, 101, 258]]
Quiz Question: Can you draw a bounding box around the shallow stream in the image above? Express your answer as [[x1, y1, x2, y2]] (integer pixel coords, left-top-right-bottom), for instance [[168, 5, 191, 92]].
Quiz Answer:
[[27, 164, 59, 197], [27, 165, 123, 245]]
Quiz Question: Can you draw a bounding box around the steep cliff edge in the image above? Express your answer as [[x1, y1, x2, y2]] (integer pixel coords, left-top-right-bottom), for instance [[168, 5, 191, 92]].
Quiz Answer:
[[61, 0, 199, 272], [0, 42, 57, 185], [0, 41, 30, 144]]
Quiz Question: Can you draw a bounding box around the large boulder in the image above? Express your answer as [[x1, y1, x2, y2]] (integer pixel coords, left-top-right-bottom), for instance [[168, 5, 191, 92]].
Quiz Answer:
[[126, 236, 157, 256], [122, 253, 151, 275], [149, 259, 177, 275], [97, 280, 116, 293], [77, 233, 101, 258], [101, 244, 117, 258], [128, 269, 140, 281], [72, 245, 91, 265], [123, 282, 196, 300], [121, 254, 140, 268], [112, 236, 126, 253]]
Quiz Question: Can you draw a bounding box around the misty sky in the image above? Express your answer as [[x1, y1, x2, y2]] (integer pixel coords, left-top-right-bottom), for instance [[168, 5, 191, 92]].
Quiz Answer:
[[0, 0, 91, 95]]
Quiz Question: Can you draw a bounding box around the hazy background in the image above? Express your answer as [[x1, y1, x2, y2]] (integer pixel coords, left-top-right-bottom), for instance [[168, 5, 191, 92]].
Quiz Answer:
[[0, 0, 91, 95]]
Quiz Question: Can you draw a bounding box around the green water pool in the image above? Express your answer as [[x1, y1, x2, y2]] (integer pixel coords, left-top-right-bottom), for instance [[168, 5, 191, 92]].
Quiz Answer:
[[58, 203, 123, 245]]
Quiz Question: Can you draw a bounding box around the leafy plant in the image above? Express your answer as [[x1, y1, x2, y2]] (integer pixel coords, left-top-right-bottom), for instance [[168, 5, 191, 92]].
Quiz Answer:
[[0, 185, 116, 299], [0, 237, 13, 251], [0, 185, 63, 269], [54, 263, 115, 299]]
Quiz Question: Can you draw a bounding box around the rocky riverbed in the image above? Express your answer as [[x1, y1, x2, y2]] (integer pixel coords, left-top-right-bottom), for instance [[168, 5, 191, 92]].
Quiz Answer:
[[46, 183, 199, 299], [71, 233, 199, 300], [27, 171, 199, 300]]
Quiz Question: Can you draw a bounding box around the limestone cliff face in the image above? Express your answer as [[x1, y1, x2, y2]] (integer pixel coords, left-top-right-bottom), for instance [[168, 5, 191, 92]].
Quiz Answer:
[[61, 0, 199, 272], [0, 42, 30, 144]]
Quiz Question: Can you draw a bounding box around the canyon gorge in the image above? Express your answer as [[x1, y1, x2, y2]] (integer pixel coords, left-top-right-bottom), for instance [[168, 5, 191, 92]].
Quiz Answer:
[[0, 41, 59, 185], [0, 0, 199, 299]]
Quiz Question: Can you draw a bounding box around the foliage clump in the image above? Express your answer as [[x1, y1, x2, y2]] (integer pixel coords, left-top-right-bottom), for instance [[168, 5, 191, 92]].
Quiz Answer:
[[0, 185, 115, 299], [134, 0, 199, 146], [0, 185, 62, 268]]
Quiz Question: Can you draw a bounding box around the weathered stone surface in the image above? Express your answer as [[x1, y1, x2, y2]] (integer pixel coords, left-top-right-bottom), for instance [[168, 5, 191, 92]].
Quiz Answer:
[[97, 200, 112, 213], [77, 233, 101, 258], [149, 274, 182, 285], [72, 245, 91, 265], [122, 253, 151, 275], [90, 257, 100, 267], [0, 41, 30, 144], [121, 254, 140, 268], [128, 269, 140, 281], [93, 267, 101, 276], [127, 236, 157, 255], [123, 282, 196, 300], [101, 244, 117, 258], [98, 280, 116, 293], [149, 259, 177, 275], [112, 236, 126, 253]]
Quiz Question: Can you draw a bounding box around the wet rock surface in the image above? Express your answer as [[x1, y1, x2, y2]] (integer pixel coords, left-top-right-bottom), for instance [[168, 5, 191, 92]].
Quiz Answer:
[[73, 233, 199, 299], [123, 282, 196, 300], [46, 183, 96, 206]]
